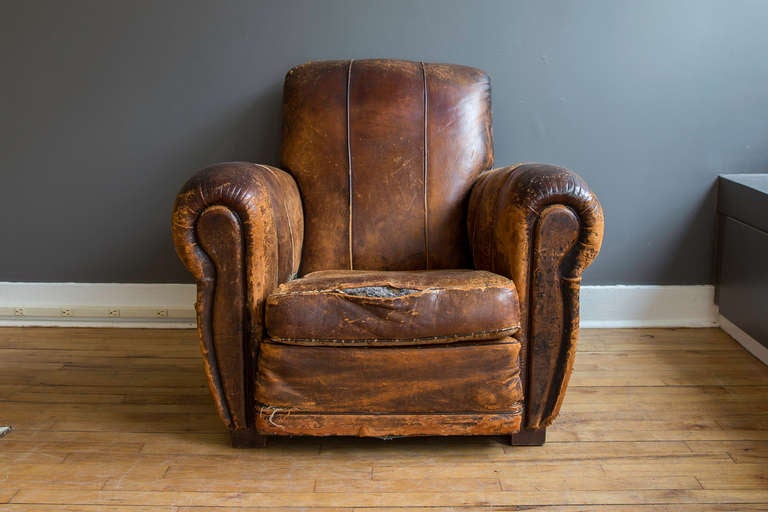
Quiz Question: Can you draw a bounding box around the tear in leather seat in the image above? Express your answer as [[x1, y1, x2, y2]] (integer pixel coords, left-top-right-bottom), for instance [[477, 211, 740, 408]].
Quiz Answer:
[[265, 269, 520, 346]]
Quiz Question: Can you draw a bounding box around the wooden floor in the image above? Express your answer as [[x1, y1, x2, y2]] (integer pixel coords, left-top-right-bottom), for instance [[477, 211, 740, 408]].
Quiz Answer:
[[0, 327, 767, 511]]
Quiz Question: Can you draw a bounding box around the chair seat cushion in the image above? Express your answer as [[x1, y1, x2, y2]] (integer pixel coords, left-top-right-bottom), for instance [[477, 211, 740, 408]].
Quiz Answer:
[[265, 269, 520, 346]]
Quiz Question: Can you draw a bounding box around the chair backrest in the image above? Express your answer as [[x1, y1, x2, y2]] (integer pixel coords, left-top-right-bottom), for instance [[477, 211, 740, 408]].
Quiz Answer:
[[281, 59, 493, 274]]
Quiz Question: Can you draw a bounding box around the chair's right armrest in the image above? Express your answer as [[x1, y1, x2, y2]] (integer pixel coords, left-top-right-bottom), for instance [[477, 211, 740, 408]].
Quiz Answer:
[[171, 162, 303, 431], [467, 163, 603, 429]]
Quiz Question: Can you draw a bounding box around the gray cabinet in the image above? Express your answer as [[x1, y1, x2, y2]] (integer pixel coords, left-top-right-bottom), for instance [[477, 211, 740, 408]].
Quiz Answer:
[[717, 174, 768, 353]]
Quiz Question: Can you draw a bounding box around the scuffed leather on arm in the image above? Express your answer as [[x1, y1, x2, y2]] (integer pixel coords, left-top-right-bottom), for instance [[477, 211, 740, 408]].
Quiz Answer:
[[171, 162, 303, 430], [173, 162, 303, 307], [467, 163, 603, 428]]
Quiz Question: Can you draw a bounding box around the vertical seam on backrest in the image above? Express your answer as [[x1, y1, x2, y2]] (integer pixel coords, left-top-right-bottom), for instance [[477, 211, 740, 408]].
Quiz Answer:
[[346, 59, 354, 270], [421, 61, 430, 270]]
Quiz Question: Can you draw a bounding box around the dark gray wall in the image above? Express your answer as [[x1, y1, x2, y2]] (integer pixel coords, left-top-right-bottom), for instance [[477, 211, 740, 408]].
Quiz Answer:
[[2, 0, 767, 284]]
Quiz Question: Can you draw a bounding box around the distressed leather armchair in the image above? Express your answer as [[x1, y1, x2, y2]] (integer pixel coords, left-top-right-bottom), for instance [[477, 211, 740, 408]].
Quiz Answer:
[[172, 60, 603, 447]]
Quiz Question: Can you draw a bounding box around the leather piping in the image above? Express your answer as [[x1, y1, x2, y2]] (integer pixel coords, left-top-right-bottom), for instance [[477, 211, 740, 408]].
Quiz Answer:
[[266, 326, 520, 345], [346, 59, 354, 270], [420, 61, 430, 270]]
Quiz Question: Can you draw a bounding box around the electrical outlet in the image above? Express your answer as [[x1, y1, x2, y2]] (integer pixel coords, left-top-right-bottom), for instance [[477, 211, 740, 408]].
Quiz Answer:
[[156, 309, 168, 318], [14, 307, 24, 317], [108, 308, 120, 318], [61, 308, 72, 317]]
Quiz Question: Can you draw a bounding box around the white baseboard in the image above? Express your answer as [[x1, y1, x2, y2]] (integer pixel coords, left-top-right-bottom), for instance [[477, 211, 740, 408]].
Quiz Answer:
[[0, 282, 718, 329], [579, 285, 718, 328], [719, 315, 768, 365], [0, 282, 196, 328]]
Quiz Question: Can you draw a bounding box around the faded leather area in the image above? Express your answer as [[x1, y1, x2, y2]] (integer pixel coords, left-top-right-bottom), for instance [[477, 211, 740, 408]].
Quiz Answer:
[[264, 269, 519, 345], [282, 59, 492, 273], [254, 339, 523, 413]]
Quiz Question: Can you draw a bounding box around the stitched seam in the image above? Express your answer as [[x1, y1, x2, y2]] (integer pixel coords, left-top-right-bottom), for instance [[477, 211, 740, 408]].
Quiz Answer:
[[421, 61, 430, 270], [268, 327, 520, 344], [346, 59, 354, 270]]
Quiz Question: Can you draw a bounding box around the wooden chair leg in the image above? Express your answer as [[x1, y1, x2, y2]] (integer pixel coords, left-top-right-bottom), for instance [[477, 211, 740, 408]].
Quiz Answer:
[[230, 429, 269, 448], [508, 427, 546, 446]]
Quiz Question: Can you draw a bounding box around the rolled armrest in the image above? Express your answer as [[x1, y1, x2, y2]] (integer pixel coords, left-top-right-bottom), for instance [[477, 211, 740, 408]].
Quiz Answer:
[[173, 162, 303, 293], [171, 162, 303, 430], [468, 163, 603, 428]]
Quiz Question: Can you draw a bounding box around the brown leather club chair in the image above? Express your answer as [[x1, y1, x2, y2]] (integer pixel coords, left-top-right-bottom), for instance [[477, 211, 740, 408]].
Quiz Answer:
[[172, 59, 604, 447]]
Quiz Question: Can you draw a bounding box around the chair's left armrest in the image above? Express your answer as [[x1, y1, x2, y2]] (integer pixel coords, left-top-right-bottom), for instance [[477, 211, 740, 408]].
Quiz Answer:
[[172, 162, 303, 431], [467, 163, 604, 428]]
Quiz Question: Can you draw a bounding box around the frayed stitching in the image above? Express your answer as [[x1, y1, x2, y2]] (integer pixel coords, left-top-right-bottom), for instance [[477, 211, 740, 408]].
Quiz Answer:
[[258, 406, 299, 430]]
